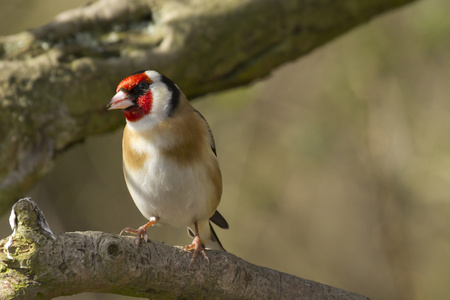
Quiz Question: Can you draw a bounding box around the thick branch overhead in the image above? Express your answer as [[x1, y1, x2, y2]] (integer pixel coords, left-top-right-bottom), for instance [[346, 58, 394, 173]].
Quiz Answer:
[[0, 198, 370, 299], [0, 0, 415, 212]]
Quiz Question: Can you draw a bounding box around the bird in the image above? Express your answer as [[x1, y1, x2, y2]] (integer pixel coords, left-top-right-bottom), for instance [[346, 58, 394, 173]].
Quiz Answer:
[[107, 70, 228, 263]]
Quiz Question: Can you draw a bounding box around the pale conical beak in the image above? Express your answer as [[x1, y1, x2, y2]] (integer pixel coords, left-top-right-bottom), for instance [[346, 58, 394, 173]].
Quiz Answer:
[[107, 90, 135, 110]]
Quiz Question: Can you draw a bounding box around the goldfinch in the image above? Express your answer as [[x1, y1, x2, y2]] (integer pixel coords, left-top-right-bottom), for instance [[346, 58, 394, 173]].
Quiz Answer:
[[107, 70, 228, 262]]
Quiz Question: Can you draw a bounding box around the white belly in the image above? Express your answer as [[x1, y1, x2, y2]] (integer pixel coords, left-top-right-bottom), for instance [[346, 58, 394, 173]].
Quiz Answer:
[[123, 150, 218, 227]]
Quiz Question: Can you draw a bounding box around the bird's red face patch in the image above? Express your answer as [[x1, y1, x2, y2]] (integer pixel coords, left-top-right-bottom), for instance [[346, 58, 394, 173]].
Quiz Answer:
[[116, 73, 153, 92], [116, 72, 154, 122]]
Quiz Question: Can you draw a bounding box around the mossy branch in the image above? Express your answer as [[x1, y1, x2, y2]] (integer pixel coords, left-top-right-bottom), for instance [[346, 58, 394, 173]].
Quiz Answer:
[[0, 0, 416, 214], [0, 198, 369, 299]]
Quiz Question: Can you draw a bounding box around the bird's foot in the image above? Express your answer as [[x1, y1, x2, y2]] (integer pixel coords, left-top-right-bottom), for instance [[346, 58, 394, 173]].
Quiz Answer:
[[120, 226, 148, 245], [119, 217, 158, 246], [184, 235, 209, 265]]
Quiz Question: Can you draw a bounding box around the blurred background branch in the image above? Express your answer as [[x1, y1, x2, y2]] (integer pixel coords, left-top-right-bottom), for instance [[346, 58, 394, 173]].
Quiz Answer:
[[0, 0, 415, 213]]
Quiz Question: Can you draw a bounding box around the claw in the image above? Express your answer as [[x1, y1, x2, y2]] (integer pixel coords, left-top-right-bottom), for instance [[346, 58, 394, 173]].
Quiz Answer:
[[119, 217, 158, 246], [120, 226, 147, 245]]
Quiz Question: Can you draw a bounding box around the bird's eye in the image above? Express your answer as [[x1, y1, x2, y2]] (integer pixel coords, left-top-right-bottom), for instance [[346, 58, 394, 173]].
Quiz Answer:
[[138, 82, 149, 91]]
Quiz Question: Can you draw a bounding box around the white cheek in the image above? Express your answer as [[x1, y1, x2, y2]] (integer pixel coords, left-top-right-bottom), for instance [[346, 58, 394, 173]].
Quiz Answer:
[[151, 82, 172, 117]]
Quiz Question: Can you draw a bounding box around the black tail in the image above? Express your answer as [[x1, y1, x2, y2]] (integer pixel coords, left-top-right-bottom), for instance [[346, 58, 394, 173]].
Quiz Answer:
[[208, 222, 226, 251]]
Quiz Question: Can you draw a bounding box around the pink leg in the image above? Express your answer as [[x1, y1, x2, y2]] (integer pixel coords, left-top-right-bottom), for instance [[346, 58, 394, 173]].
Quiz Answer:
[[184, 222, 209, 264]]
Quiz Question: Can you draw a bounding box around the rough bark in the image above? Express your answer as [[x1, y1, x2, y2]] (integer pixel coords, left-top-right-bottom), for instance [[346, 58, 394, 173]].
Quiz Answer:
[[0, 198, 369, 299], [0, 0, 416, 214]]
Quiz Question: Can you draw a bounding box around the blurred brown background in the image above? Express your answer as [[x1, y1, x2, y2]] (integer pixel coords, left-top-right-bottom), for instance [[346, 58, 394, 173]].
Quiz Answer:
[[1, 0, 450, 299]]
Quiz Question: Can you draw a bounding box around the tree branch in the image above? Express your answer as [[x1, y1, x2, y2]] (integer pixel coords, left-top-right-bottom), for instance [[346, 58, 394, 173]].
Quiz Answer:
[[0, 198, 369, 299], [0, 0, 416, 214]]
